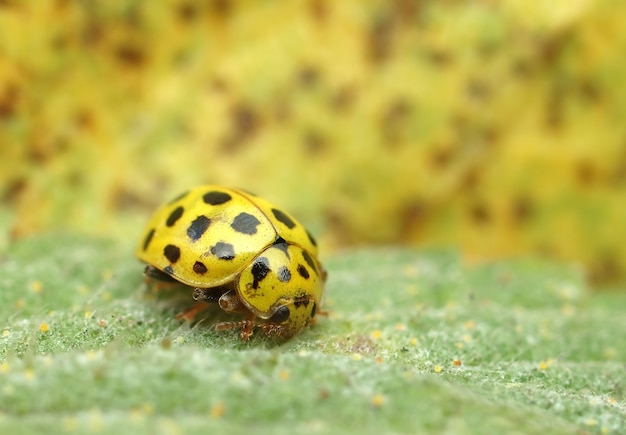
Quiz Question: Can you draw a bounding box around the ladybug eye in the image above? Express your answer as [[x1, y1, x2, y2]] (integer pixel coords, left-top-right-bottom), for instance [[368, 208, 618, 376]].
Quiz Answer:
[[271, 305, 291, 324], [310, 302, 317, 318]]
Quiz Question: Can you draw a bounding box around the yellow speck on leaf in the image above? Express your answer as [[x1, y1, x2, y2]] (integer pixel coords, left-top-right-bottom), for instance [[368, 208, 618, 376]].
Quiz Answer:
[[371, 394, 386, 408], [142, 403, 154, 415], [98, 319, 108, 328], [30, 280, 43, 293], [63, 417, 78, 432], [561, 304, 576, 316], [352, 353, 363, 361], [1, 362, 9, 373], [463, 334, 472, 343], [403, 265, 418, 278], [375, 356, 384, 364], [586, 418, 597, 427], [434, 365, 443, 373], [84, 311, 93, 320], [2, 330, 9, 338], [371, 330, 382, 340], [409, 337, 418, 346], [210, 402, 226, 419], [24, 369, 35, 380], [15, 299, 24, 308], [452, 359, 462, 367], [174, 336, 185, 344], [456, 342, 464, 349], [89, 409, 103, 432], [279, 369, 290, 381], [464, 320, 475, 329], [101, 269, 113, 280], [603, 347, 616, 359], [39, 323, 49, 333], [395, 323, 406, 331]]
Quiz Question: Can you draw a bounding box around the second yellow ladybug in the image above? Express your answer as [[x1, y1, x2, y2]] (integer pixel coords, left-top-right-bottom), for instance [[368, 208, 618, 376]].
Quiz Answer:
[[136, 185, 326, 341]]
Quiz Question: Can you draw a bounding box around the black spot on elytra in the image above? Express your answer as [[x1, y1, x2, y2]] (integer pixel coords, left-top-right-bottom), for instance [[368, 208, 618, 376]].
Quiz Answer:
[[193, 261, 208, 274], [187, 215, 211, 241], [203, 191, 232, 205], [306, 229, 317, 247], [164, 244, 181, 263], [142, 228, 155, 251], [166, 206, 184, 227], [297, 264, 310, 280], [277, 266, 291, 283], [302, 250, 317, 275], [250, 257, 270, 289], [272, 208, 296, 229], [211, 242, 235, 260], [231, 212, 261, 235]]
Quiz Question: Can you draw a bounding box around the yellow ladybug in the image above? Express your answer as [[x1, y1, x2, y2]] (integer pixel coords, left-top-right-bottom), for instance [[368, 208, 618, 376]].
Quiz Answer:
[[136, 185, 326, 341]]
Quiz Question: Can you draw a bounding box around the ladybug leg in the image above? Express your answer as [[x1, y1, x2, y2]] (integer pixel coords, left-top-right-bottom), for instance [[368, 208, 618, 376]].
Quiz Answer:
[[176, 301, 209, 322], [260, 323, 285, 337], [240, 318, 255, 342], [214, 316, 256, 342]]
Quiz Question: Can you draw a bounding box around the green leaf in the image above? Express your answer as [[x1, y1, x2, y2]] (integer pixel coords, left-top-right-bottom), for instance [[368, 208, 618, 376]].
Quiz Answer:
[[1, 236, 624, 434]]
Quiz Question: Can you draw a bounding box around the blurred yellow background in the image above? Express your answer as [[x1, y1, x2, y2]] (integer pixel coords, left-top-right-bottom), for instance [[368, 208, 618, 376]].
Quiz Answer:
[[1, 0, 624, 285]]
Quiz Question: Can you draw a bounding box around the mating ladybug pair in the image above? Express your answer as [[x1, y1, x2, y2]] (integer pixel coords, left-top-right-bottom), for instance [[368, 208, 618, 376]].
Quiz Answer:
[[136, 185, 326, 341]]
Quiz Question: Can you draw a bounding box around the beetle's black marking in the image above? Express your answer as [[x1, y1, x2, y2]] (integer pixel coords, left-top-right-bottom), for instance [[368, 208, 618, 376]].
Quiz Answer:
[[306, 229, 317, 247], [187, 215, 211, 241], [277, 266, 291, 283], [273, 242, 290, 258], [193, 261, 208, 274], [302, 250, 317, 274], [250, 257, 270, 289], [167, 190, 189, 204], [166, 206, 184, 227], [271, 305, 290, 323], [203, 191, 232, 205], [271, 208, 296, 229], [211, 242, 235, 260], [231, 212, 261, 235], [164, 244, 181, 263], [142, 228, 155, 251], [164, 265, 174, 275], [297, 264, 310, 279]]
